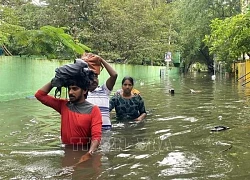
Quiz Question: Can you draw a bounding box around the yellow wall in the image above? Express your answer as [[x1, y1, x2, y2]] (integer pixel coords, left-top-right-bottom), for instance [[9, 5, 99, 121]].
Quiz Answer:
[[236, 60, 250, 88], [246, 60, 250, 80]]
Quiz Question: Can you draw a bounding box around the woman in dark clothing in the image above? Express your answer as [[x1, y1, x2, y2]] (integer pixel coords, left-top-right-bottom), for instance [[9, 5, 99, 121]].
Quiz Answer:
[[109, 76, 147, 121]]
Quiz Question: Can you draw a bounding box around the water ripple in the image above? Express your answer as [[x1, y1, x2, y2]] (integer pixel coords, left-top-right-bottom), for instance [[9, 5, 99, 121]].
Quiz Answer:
[[10, 150, 64, 156]]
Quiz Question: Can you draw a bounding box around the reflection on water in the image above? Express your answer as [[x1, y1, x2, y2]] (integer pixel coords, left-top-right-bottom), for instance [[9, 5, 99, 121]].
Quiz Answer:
[[1, 73, 250, 179], [158, 151, 200, 177]]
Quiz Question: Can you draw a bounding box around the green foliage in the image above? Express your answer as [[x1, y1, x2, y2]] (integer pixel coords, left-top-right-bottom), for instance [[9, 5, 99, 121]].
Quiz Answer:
[[9, 26, 90, 58], [76, 0, 179, 64], [0, 6, 24, 44], [204, 11, 250, 62], [40, 26, 91, 54], [0, 23, 24, 44], [1, 0, 246, 68], [1, 1, 91, 58], [174, 0, 241, 71], [17, 3, 48, 30]]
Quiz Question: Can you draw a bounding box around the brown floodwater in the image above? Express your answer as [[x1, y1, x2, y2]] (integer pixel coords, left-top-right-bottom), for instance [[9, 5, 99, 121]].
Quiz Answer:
[[1, 60, 250, 179]]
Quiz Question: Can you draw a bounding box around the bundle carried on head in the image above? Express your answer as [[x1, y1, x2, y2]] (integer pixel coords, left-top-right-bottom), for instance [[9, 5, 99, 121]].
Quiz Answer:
[[51, 59, 95, 97], [81, 53, 103, 75]]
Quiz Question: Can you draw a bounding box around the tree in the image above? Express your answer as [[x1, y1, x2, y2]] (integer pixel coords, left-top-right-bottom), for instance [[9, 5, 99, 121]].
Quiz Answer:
[[0, 5, 24, 51], [76, 0, 179, 65], [173, 0, 241, 72], [204, 11, 250, 63]]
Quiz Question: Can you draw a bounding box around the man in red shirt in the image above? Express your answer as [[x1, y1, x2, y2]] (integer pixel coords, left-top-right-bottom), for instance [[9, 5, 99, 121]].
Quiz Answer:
[[35, 75, 102, 164]]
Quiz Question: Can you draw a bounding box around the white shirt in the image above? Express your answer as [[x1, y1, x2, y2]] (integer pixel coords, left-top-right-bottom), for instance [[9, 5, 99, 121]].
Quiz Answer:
[[87, 83, 111, 129]]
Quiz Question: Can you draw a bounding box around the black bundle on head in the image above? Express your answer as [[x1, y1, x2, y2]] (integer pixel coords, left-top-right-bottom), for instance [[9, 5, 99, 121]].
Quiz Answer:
[[52, 59, 95, 98], [65, 68, 95, 90]]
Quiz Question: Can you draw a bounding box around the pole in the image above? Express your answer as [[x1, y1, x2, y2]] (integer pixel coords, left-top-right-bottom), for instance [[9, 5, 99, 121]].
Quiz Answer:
[[212, 55, 216, 80]]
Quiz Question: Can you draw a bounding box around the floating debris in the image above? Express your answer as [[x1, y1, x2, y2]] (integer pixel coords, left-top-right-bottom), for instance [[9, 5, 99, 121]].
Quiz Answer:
[[211, 126, 230, 132]]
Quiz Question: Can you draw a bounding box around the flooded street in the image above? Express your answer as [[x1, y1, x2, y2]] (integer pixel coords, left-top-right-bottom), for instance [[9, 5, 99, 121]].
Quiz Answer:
[[1, 70, 250, 179]]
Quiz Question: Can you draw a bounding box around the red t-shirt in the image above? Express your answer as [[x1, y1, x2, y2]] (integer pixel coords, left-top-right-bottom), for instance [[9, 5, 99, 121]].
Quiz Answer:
[[35, 90, 102, 145]]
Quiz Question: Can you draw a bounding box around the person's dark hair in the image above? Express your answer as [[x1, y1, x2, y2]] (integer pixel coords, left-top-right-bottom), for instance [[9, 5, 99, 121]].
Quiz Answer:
[[122, 76, 134, 86], [66, 69, 95, 98]]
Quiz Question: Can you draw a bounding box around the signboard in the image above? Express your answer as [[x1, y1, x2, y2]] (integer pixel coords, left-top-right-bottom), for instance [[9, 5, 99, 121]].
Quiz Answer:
[[165, 52, 172, 62]]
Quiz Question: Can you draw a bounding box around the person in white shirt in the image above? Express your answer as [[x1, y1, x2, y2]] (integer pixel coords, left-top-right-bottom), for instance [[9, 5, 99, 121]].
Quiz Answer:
[[82, 53, 118, 130]]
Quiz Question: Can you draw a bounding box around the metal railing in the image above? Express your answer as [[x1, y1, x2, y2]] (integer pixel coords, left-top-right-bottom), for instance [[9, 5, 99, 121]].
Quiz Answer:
[[238, 71, 250, 86]]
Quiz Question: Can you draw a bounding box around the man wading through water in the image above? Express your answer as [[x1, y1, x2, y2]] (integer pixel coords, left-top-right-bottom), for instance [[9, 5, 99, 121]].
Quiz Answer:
[[35, 60, 102, 164]]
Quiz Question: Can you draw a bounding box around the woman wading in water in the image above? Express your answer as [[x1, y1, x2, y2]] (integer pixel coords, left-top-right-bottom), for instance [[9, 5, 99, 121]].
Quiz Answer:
[[109, 76, 147, 121]]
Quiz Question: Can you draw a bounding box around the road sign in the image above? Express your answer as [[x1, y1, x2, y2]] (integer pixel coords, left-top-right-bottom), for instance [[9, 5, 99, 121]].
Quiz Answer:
[[165, 52, 171, 62]]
